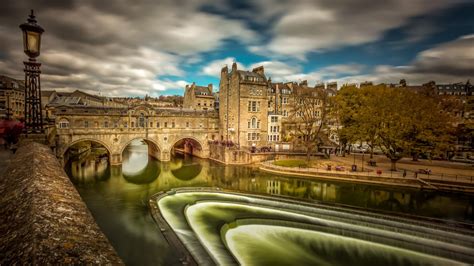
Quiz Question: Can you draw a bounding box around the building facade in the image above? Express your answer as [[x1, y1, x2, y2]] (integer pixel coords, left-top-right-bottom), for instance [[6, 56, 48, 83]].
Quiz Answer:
[[183, 83, 215, 110], [219, 63, 269, 148], [0, 75, 25, 120]]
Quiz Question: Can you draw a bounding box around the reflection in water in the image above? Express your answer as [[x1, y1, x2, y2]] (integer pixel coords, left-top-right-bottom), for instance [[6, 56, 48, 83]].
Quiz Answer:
[[122, 141, 161, 184], [67, 141, 474, 265], [122, 139, 149, 175], [68, 156, 109, 184]]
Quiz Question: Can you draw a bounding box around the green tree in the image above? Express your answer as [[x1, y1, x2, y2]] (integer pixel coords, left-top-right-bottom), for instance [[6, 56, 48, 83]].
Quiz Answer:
[[332, 85, 361, 156], [371, 86, 454, 170], [335, 84, 456, 171]]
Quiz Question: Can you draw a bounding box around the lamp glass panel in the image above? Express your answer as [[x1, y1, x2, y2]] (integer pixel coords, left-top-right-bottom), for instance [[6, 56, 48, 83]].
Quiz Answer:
[[22, 31, 28, 51], [27, 31, 40, 54]]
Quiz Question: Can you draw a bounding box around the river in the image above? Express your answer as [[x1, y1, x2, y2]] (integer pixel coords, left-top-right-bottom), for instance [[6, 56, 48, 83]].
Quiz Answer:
[[66, 140, 474, 265]]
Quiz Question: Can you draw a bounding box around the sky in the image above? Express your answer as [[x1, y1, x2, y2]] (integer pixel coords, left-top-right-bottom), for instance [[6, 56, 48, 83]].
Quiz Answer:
[[0, 0, 473, 96]]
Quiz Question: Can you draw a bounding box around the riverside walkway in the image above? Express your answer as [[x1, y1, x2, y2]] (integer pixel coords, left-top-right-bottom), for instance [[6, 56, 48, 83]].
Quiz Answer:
[[260, 160, 474, 193]]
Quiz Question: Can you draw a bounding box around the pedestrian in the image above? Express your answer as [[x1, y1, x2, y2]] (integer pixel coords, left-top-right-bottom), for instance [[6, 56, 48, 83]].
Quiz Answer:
[[403, 170, 406, 178]]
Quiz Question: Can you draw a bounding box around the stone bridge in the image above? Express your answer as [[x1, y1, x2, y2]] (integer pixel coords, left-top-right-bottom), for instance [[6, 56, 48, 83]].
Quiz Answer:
[[52, 105, 219, 164]]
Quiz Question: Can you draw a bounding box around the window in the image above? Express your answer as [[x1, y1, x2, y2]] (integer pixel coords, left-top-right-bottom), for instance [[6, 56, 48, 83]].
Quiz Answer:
[[84, 121, 89, 128], [150, 122, 153, 127], [139, 114, 145, 127], [271, 116, 278, 123], [186, 122, 190, 128], [283, 110, 288, 117], [250, 117, 258, 128], [157, 122, 160, 128], [248, 101, 259, 112], [283, 97, 288, 104], [59, 119, 69, 129], [248, 133, 252, 140], [164, 122, 168, 128], [104, 121, 109, 128], [172, 122, 175, 128]]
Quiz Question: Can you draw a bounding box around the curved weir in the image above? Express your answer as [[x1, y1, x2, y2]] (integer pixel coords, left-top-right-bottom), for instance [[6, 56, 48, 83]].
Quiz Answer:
[[152, 189, 474, 265]]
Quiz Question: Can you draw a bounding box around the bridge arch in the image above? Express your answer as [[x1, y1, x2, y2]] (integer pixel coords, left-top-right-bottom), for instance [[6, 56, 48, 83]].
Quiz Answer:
[[170, 136, 206, 158], [120, 137, 163, 156], [119, 136, 163, 164], [61, 138, 113, 158], [61, 138, 113, 168]]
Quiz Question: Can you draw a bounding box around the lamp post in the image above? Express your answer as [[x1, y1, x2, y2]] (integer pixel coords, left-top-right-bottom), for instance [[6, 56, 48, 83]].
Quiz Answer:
[[20, 10, 44, 135]]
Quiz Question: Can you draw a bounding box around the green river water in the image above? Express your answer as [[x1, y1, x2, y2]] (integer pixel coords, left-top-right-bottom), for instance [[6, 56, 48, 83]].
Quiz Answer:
[[66, 140, 474, 265]]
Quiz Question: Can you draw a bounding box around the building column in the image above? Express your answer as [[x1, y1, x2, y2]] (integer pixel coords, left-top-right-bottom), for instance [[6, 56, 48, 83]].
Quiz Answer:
[[110, 153, 122, 165], [160, 150, 171, 162]]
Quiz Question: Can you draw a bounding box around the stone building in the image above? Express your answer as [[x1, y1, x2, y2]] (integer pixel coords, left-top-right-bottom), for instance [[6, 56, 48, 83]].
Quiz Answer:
[[183, 82, 215, 110], [0, 75, 25, 120], [219, 63, 268, 147]]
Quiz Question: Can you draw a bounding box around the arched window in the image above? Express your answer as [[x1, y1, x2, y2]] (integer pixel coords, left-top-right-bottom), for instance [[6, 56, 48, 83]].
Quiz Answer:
[[251, 117, 257, 128]]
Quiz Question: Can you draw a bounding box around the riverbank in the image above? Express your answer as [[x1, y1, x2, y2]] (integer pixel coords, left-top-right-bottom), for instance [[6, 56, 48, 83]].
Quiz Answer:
[[260, 160, 474, 193]]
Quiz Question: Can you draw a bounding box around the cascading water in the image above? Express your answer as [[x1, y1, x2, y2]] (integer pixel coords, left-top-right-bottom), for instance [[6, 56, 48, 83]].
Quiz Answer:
[[154, 189, 474, 265]]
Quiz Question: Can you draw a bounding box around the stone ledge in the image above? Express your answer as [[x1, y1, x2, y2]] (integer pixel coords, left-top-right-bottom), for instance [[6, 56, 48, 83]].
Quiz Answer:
[[0, 141, 123, 265]]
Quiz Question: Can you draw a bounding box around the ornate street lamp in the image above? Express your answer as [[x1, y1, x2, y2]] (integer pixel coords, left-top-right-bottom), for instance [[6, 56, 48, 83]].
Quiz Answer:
[[20, 10, 44, 134]]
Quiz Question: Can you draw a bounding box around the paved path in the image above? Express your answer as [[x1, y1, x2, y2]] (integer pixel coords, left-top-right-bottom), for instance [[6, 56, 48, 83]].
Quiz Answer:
[[0, 148, 13, 178], [329, 154, 474, 178], [261, 159, 474, 193]]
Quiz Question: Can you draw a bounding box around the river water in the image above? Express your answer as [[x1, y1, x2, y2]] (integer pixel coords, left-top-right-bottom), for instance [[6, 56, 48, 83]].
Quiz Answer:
[[66, 140, 474, 265]]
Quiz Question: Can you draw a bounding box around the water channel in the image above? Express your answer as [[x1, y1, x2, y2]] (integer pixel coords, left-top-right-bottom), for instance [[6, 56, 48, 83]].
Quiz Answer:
[[66, 140, 474, 265]]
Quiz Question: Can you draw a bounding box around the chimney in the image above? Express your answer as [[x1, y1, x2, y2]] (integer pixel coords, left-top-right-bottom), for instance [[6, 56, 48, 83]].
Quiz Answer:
[[252, 66, 264, 76], [221, 65, 228, 74], [299, 80, 308, 87]]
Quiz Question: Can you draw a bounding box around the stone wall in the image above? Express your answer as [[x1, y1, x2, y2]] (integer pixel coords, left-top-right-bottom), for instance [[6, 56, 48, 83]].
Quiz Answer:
[[0, 141, 122, 264], [208, 143, 274, 164]]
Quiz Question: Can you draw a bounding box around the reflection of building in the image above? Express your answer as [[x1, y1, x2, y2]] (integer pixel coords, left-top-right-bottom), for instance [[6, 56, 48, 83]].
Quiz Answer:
[[0, 75, 25, 120], [183, 83, 215, 111], [266, 180, 281, 195]]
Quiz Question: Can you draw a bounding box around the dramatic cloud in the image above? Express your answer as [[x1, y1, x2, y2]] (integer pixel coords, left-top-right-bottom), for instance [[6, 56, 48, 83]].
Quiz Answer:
[[0, 0, 471, 95], [250, 0, 464, 59], [0, 0, 256, 96], [334, 35, 474, 86]]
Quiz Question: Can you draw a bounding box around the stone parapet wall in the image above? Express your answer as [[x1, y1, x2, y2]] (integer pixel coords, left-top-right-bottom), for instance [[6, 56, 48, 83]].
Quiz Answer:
[[208, 143, 274, 164], [0, 141, 122, 264]]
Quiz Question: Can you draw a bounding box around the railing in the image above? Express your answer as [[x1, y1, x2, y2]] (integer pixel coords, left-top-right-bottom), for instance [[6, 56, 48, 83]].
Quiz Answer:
[[261, 161, 474, 184], [57, 126, 218, 135]]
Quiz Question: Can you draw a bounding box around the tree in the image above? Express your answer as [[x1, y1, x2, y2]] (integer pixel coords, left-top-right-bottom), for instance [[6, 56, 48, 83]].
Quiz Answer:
[[285, 87, 331, 160], [370, 86, 454, 170], [335, 84, 456, 171], [332, 85, 361, 156]]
